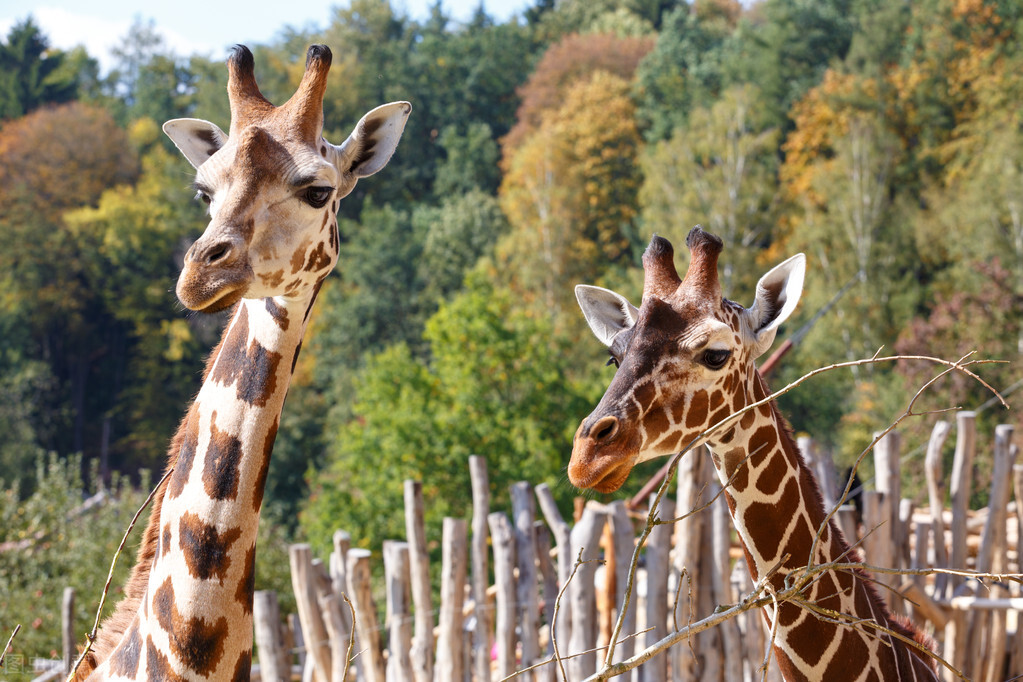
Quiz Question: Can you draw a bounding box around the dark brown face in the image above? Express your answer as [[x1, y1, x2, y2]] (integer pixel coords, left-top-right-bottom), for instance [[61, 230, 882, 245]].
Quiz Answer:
[[570, 295, 745, 492], [570, 228, 806, 493]]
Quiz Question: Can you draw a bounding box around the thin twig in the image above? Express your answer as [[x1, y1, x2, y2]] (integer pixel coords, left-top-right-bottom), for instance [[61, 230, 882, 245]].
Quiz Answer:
[[65, 467, 173, 682], [341, 593, 356, 682], [1, 624, 21, 668], [550, 548, 585, 682], [501, 628, 652, 681]]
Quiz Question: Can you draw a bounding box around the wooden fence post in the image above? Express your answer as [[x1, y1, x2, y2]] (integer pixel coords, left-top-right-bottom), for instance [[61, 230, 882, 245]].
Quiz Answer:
[[329, 531, 353, 633], [347, 548, 386, 682], [566, 501, 606, 681], [62, 586, 75, 675], [435, 518, 467, 682], [468, 456, 492, 682], [254, 591, 291, 682], [861, 491, 894, 606], [925, 420, 952, 599], [976, 425, 1017, 682], [536, 483, 572, 654], [607, 500, 636, 668], [384, 540, 414, 682], [290, 544, 332, 682], [712, 484, 742, 682], [640, 496, 673, 682], [488, 512, 516, 679], [949, 411, 976, 595], [404, 480, 434, 682], [511, 481, 541, 674]]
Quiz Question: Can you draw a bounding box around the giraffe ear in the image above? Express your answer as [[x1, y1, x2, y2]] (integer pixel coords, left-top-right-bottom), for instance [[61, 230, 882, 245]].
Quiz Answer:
[[163, 118, 229, 169], [747, 253, 806, 356], [576, 285, 639, 348], [334, 101, 412, 184]]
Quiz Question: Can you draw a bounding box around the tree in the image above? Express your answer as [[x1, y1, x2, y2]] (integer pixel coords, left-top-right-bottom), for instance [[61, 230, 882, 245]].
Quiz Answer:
[[499, 70, 644, 319], [633, 1, 742, 141], [501, 32, 654, 156], [0, 102, 141, 464], [0, 18, 78, 120], [302, 272, 585, 553], [639, 84, 780, 298]]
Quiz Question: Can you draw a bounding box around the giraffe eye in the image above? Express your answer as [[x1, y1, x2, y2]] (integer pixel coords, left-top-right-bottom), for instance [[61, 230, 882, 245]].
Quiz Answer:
[[304, 186, 333, 208], [606, 353, 620, 369], [700, 348, 731, 370]]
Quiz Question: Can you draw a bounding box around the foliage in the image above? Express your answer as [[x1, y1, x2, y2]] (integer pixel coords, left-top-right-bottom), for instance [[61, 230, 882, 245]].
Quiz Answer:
[[499, 70, 644, 319], [639, 83, 780, 299], [0, 455, 149, 671], [0, 18, 78, 120], [302, 272, 586, 555], [501, 32, 655, 156]]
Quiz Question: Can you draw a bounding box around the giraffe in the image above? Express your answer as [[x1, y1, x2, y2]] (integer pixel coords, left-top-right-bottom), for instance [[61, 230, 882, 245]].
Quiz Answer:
[[72, 44, 409, 681], [570, 228, 939, 681]]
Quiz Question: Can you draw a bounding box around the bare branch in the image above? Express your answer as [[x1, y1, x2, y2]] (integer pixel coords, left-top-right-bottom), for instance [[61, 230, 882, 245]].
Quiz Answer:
[[65, 467, 174, 682], [1, 624, 21, 668]]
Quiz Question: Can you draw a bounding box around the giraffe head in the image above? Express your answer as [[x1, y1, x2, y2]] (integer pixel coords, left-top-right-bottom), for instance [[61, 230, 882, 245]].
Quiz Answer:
[[162, 45, 411, 312], [570, 227, 805, 492]]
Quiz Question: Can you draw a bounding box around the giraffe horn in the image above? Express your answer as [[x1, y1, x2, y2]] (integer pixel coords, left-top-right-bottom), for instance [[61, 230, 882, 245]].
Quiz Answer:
[[681, 226, 724, 298], [281, 44, 333, 143], [227, 45, 274, 136], [642, 235, 683, 300]]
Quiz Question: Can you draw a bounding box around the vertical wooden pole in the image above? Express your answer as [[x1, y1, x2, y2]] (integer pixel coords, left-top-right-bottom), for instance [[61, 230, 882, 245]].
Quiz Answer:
[[536, 483, 572, 654], [290, 544, 332, 682], [712, 486, 742, 682], [384, 540, 414, 682], [861, 492, 894, 605], [511, 481, 540, 673], [62, 586, 75, 675], [435, 518, 467, 682], [925, 420, 952, 599], [979, 425, 1017, 682], [1011, 463, 1023, 675], [607, 500, 636, 668], [639, 497, 673, 682], [254, 591, 291, 682], [404, 480, 434, 682], [468, 456, 492, 682], [535, 521, 558, 656], [874, 430, 903, 567], [488, 512, 517, 679], [949, 411, 976, 595], [347, 548, 386, 682], [673, 448, 713, 681], [566, 502, 606, 681]]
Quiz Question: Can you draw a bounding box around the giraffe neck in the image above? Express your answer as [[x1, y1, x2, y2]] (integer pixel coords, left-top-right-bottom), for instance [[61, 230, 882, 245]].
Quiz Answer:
[[706, 371, 938, 681], [87, 292, 315, 681]]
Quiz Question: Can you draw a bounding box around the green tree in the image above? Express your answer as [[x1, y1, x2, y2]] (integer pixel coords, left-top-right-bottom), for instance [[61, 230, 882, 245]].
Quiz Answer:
[[0, 102, 140, 462], [634, 1, 741, 140], [639, 84, 779, 298], [499, 70, 644, 319], [303, 272, 585, 553], [0, 18, 78, 120]]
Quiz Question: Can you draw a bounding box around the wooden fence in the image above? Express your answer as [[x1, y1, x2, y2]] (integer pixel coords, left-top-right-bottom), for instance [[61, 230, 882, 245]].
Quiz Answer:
[[36, 412, 1021, 681], [244, 412, 1021, 682]]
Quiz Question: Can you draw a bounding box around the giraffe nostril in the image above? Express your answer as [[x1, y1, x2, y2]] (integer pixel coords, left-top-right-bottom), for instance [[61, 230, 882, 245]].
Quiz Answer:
[[204, 242, 230, 265], [591, 416, 618, 443]]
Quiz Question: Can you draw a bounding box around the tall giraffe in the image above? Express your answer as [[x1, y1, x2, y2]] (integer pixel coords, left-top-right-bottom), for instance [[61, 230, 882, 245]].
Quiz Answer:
[[73, 45, 409, 681], [570, 228, 938, 681]]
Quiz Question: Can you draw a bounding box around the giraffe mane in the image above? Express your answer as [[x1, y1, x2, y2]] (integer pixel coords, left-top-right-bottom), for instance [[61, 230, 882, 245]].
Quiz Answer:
[[71, 315, 234, 680], [763, 375, 938, 674]]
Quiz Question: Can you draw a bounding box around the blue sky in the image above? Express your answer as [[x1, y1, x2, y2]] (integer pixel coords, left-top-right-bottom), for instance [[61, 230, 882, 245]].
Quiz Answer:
[[0, 0, 532, 72]]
